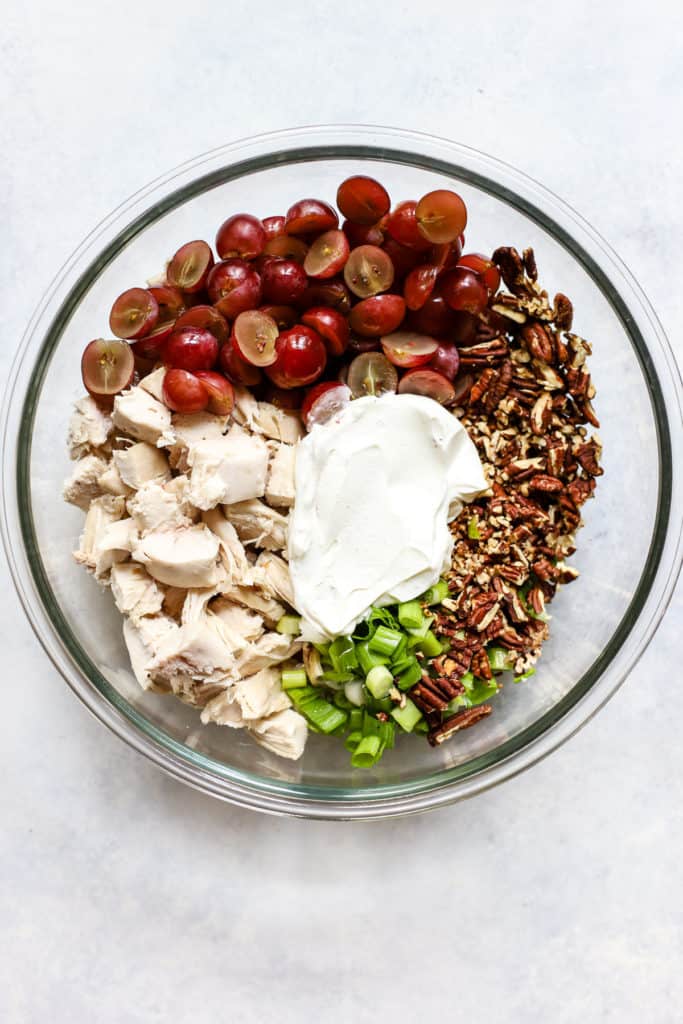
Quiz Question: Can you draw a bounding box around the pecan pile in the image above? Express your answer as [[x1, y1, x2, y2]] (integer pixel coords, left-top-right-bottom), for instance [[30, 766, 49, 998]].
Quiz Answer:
[[409, 246, 603, 745]]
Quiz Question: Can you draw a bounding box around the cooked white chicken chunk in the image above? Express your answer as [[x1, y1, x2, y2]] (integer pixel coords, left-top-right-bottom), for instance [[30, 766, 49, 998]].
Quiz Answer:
[[248, 708, 307, 760], [63, 454, 108, 510], [232, 667, 291, 720], [148, 608, 238, 697], [210, 598, 264, 642], [265, 442, 297, 508], [123, 614, 179, 691], [73, 495, 125, 569], [92, 517, 138, 578], [201, 509, 252, 583], [133, 524, 223, 588], [236, 631, 302, 677], [253, 401, 304, 444], [127, 480, 191, 534], [98, 461, 132, 497], [231, 385, 259, 430], [187, 431, 269, 510], [67, 395, 113, 459], [224, 498, 288, 552], [199, 689, 245, 728], [138, 365, 166, 402], [113, 442, 171, 490], [112, 386, 171, 444], [219, 583, 285, 627], [110, 562, 164, 621], [255, 551, 295, 607]]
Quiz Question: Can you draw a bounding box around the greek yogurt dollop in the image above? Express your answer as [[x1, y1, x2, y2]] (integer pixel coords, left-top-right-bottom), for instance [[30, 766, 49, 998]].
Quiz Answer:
[[288, 393, 488, 639]]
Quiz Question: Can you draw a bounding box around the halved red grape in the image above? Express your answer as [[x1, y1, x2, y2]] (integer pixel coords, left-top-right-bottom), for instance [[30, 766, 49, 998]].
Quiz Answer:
[[301, 306, 349, 356], [428, 341, 460, 380], [451, 310, 479, 345], [263, 215, 286, 240], [349, 294, 406, 337], [303, 229, 350, 279], [285, 198, 338, 236], [347, 352, 398, 398], [259, 304, 298, 329], [195, 371, 234, 416], [457, 253, 501, 293], [407, 291, 456, 337], [162, 368, 208, 413], [207, 259, 262, 319], [403, 264, 439, 311], [342, 219, 384, 247], [301, 381, 351, 430], [298, 279, 351, 314], [381, 331, 438, 369], [265, 325, 327, 388], [452, 371, 474, 405], [349, 336, 381, 355], [381, 238, 423, 281], [343, 244, 394, 298], [440, 267, 489, 314], [232, 310, 279, 367], [130, 284, 186, 358], [262, 385, 303, 410], [261, 259, 308, 304], [167, 240, 214, 293], [175, 305, 230, 345], [109, 288, 159, 340], [385, 201, 432, 251], [163, 326, 218, 372], [415, 190, 467, 244], [431, 240, 462, 271], [218, 337, 262, 387], [264, 235, 309, 263], [337, 176, 390, 225], [397, 368, 455, 405], [81, 339, 135, 404], [216, 214, 266, 260]]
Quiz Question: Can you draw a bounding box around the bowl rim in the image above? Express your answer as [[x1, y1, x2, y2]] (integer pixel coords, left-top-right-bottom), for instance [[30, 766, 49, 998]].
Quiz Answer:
[[2, 123, 682, 819]]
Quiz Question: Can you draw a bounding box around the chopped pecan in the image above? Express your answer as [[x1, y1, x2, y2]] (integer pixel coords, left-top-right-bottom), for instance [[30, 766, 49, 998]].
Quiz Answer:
[[532, 557, 556, 582], [529, 473, 564, 495], [567, 476, 596, 507], [522, 323, 554, 363], [427, 704, 493, 746], [574, 438, 603, 476], [553, 293, 573, 330], [492, 246, 525, 293], [459, 338, 510, 367], [471, 647, 493, 680], [523, 247, 538, 281], [483, 360, 513, 412], [530, 392, 553, 435]]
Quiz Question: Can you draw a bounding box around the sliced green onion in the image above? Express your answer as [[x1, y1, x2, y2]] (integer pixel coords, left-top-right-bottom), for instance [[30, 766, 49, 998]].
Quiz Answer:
[[348, 708, 364, 732], [514, 667, 536, 684], [356, 640, 389, 676], [329, 636, 358, 674], [421, 579, 449, 605], [322, 668, 356, 685], [365, 665, 393, 699], [407, 615, 433, 639], [368, 696, 393, 714], [462, 675, 499, 706], [281, 667, 307, 691], [287, 687, 348, 734], [313, 641, 331, 659], [446, 694, 468, 715], [391, 698, 423, 733], [487, 646, 515, 673], [391, 653, 417, 676], [398, 600, 424, 631], [362, 713, 382, 737], [467, 515, 481, 540], [351, 735, 382, 768], [377, 719, 396, 750], [333, 691, 353, 710], [276, 614, 301, 636], [368, 624, 404, 657], [415, 630, 442, 658], [345, 730, 362, 752], [414, 718, 430, 735], [398, 660, 423, 690], [344, 680, 366, 707], [390, 634, 408, 665]]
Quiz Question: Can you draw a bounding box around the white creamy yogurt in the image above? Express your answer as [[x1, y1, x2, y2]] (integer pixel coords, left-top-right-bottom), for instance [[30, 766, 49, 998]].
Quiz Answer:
[[288, 393, 488, 639]]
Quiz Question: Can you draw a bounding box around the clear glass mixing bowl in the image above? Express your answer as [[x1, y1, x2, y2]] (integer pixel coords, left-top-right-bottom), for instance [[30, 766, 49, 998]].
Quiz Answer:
[[2, 126, 681, 819]]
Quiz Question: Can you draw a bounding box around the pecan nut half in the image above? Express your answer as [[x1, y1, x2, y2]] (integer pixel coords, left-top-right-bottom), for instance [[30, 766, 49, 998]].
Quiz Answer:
[[522, 323, 554, 363], [428, 704, 493, 746]]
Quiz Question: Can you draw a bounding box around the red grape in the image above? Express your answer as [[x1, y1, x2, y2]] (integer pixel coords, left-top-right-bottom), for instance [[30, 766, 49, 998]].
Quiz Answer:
[[163, 326, 218, 372], [381, 331, 438, 369], [263, 215, 286, 240], [343, 244, 394, 298], [451, 310, 479, 345], [336, 176, 390, 225], [407, 291, 456, 338], [342, 219, 384, 247], [457, 252, 501, 293], [195, 371, 234, 416], [81, 339, 135, 405], [347, 352, 398, 398], [162, 368, 208, 413], [301, 381, 351, 430], [285, 198, 338, 235], [265, 325, 327, 388], [261, 258, 308, 304], [431, 239, 462, 271], [385, 201, 432, 251], [166, 240, 214, 293], [130, 285, 186, 356], [218, 337, 262, 387], [415, 189, 467, 244], [175, 305, 230, 345], [303, 229, 350, 279], [301, 305, 350, 356], [348, 336, 381, 355], [452, 372, 474, 405], [207, 259, 262, 319], [216, 214, 266, 260], [428, 341, 460, 380], [232, 309, 279, 367], [403, 264, 439, 311], [440, 267, 489, 315], [259, 304, 298, 329], [262, 385, 303, 410], [349, 294, 406, 337], [109, 288, 159, 340], [264, 235, 309, 263], [397, 368, 455, 405], [298, 279, 352, 314]]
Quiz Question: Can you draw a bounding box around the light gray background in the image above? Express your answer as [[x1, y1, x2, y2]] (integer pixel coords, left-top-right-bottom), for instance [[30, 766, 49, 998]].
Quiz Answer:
[[2, 2, 682, 1021]]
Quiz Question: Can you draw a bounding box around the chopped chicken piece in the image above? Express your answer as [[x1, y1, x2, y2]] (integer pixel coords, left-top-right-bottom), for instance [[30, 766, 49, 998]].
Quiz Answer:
[[127, 479, 191, 534], [162, 586, 187, 621], [187, 431, 269, 510], [110, 562, 164, 621], [255, 551, 295, 607], [236, 631, 302, 677], [112, 386, 171, 444], [148, 606, 239, 698], [265, 442, 297, 508], [158, 411, 229, 471], [67, 395, 113, 459], [138, 365, 166, 402], [98, 461, 132, 497], [133, 524, 224, 588], [201, 509, 252, 583], [92, 517, 138, 578], [231, 385, 259, 430], [73, 495, 125, 568], [210, 597, 264, 641], [219, 583, 285, 627], [113, 442, 171, 490], [248, 709, 308, 760], [224, 498, 288, 551], [62, 454, 108, 509], [253, 401, 304, 444], [123, 614, 179, 691], [232, 666, 291, 720], [199, 690, 245, 728]]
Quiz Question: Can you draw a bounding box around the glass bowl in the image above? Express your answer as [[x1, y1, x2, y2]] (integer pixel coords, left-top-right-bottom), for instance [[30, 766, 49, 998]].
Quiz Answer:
[[2, 125, 681, 819]]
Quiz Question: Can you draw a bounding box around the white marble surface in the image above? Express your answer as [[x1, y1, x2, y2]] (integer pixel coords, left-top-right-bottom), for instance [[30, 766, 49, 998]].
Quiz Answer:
[[2, 2, 682, 1020]]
